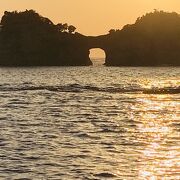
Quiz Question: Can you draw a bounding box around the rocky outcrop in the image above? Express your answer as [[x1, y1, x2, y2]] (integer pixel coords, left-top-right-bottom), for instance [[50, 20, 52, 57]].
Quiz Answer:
[[0, 10, 180, 66], [0, 10, 92, 66], [87, 11, 180, 66]]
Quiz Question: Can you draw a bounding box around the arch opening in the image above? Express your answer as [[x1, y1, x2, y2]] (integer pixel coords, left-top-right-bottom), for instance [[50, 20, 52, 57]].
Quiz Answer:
[[89, 48, 106, 66]]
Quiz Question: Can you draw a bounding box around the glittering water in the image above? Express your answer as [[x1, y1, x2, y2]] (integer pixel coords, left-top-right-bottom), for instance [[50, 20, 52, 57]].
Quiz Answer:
[[0, 66, 179, 180]]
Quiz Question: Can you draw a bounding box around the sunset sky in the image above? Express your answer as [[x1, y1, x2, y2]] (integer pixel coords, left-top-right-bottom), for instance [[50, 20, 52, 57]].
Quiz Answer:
[[1, 0, 180, 36]]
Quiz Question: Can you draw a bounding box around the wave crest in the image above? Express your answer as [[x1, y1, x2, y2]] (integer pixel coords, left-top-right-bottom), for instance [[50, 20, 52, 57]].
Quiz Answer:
[[0, 83, 179, 94]]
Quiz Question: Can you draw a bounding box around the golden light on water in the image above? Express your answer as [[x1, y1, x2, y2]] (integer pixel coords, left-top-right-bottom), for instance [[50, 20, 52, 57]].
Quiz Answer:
[[142, 79, 180, 90], [131, 94, 180, 179]]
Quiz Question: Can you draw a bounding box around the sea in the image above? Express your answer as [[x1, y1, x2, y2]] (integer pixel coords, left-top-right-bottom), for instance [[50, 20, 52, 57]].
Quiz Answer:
[[0, 62, 179, 179]]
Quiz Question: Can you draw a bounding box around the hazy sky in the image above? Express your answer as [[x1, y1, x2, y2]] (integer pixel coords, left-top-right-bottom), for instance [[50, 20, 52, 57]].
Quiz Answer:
[[1, 0, 180, 36]]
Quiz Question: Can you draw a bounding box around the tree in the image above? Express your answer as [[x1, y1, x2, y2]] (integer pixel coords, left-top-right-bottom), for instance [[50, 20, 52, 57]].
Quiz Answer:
[[56, 23, 64, 32], [68, 25, 76, 33], [62, 23, 68, 31], [109, 29, 116, 34]]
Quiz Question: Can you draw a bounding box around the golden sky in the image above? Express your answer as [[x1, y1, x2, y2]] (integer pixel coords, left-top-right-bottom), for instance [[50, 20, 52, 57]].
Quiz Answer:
[[1, 0, 180, 36]]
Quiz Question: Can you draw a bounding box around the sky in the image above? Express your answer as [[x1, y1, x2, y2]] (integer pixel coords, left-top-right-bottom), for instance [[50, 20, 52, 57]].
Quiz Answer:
[[1, 0, 180, 36], [1, 0, 180, 57]]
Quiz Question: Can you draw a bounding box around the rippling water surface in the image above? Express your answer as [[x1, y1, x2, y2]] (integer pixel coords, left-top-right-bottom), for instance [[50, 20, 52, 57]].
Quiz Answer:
[[0, 66, 179, 179]]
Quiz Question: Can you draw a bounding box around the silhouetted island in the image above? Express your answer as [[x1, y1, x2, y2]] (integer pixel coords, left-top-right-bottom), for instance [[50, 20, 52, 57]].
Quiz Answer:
[[0, 10, 180, 66]]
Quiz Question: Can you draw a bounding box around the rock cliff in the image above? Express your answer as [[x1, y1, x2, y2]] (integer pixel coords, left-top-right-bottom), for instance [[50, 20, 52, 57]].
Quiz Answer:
[[0, 10, 180, 66]]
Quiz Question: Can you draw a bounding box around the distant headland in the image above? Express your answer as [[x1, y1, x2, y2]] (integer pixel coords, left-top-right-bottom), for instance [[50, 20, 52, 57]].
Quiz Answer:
[[0, 10, 180, 66]]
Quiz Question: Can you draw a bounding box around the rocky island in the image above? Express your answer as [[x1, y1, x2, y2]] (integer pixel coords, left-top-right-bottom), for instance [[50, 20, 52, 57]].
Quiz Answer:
[[0, 10, 180, 66]]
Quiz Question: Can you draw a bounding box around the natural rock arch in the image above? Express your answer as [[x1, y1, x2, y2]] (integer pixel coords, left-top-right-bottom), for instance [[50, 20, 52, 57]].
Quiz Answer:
[[85, 35, 109, 65], [0, 10, 180, 67]]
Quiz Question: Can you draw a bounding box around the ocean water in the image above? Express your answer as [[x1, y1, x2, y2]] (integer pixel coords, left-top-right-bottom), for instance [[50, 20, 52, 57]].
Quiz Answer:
[[0, 65, 179, 180]]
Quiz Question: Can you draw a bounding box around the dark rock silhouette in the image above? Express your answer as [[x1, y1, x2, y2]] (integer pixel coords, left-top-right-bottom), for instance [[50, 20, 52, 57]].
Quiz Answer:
[[0, 10, 180, 66], [0, 10, 92, 66]]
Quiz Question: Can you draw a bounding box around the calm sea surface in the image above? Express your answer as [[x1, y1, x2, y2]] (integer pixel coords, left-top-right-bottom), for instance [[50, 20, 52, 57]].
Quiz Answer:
[[0, 65, 179, 179]]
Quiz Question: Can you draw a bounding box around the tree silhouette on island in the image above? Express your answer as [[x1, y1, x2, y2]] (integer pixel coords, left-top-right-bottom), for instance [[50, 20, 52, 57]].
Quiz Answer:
[[0, 9, 179, 66]]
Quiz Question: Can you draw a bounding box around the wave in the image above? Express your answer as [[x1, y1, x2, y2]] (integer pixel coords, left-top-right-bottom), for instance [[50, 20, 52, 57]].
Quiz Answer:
[[0, 83, 179, 94], [94, 172, 117, 178]]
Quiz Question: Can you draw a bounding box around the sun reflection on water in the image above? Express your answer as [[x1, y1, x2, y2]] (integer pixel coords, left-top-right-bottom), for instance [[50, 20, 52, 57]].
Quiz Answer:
[[131, 94, 180, 179], [141, 78, 180, 90]]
